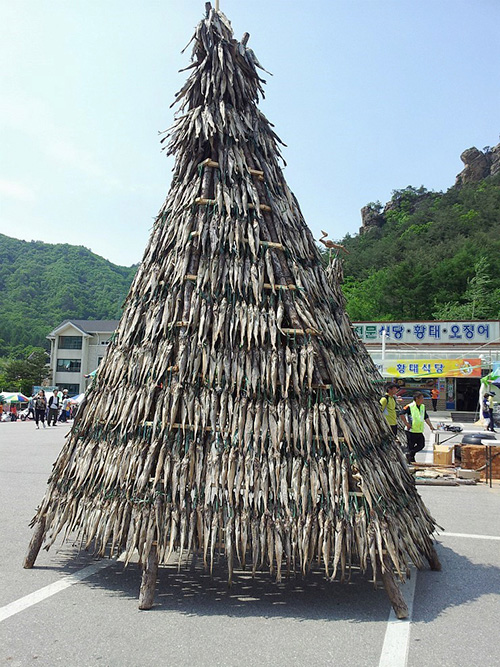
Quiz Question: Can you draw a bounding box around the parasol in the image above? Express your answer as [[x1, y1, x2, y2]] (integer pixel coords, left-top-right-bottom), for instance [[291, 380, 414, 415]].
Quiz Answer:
[[0, 392, 29, 403]]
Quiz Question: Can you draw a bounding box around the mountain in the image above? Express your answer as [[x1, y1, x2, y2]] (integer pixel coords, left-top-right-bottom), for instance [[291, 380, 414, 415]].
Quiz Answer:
[[336, 144, 500, 322], [0, 235, 137, 357]]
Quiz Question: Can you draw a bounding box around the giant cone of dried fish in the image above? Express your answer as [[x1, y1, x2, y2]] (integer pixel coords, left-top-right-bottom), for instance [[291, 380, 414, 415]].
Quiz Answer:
[[27, 6, 437, 589]]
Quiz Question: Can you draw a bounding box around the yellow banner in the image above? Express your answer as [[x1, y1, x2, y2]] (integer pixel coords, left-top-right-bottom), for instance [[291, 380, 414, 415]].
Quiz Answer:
[[383, 358, 482, 378]]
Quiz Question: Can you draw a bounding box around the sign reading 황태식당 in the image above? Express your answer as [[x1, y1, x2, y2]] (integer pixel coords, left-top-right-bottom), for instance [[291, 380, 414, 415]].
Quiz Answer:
[[374, 358, 482, 378]]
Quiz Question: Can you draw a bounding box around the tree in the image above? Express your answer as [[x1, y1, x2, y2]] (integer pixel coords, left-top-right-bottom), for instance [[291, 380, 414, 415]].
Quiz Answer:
[[1, 348, 50, 395], [432, 257, 493, 320]]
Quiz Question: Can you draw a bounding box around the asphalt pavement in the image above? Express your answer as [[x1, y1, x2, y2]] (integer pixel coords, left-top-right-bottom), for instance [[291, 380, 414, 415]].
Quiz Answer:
[[1, 420, 499, 667]]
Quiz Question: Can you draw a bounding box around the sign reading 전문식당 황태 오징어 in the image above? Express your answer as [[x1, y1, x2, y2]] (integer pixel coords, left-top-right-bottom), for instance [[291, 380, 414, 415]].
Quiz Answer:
[[353, 321, 498, 345]]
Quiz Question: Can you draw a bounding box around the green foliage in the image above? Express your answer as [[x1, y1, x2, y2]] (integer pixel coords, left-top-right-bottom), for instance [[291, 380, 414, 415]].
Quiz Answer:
[[0, 347, 51, 395], [337, 176, 500, 320], [433, 257, 495, 320], [0, 234, 137, 358]]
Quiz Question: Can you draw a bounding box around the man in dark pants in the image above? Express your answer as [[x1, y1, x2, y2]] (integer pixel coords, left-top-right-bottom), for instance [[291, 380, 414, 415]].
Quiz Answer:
[[47, 390, 60, 426], [401, 392, 435, 463], [380, 383, 400, 437]]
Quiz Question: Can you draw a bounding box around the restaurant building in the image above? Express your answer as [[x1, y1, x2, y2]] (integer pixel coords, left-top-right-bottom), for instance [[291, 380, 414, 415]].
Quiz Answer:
[[353, 320, 500, 411]]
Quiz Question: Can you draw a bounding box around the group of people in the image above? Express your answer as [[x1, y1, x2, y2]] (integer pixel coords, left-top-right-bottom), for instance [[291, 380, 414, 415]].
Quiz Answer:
[[31, 389, 74, 429], [380, 383, 436, 464], [0, 402, 18, 421], [381, 381, 498, 463]]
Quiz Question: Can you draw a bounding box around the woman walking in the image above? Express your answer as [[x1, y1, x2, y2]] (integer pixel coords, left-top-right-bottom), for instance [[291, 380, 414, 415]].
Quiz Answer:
[[34, 390, 47, 429]]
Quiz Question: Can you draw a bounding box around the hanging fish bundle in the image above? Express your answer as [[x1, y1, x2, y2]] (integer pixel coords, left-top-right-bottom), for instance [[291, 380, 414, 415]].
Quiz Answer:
[[25, 4, 439, 614]]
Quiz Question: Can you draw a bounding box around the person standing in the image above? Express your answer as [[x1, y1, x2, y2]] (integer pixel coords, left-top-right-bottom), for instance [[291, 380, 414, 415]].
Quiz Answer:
[[27, 395, 36, 420], [401, 392, 435, 463], [380, 383, 400, 437], [431, 386, 439, 412], [483, 393, 497, 432], [60, 392, 71, 422], [47, 390, 60, 426], [487, 393, 497, 432], [34, 390, 47, 429]]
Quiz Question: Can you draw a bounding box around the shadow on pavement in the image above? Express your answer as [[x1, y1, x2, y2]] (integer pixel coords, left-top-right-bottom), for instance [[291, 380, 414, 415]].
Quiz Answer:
[[93, 559, 391, 622], [413, 542, 500, 622], [27, 535, 500, 623]]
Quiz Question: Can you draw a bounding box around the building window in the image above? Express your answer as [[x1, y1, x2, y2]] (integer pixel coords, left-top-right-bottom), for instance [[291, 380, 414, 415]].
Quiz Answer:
[[57, 383, 80, 394], [58, 336, 83, 350], [57, 359, 82, 373], [97, 357, 103, 365]]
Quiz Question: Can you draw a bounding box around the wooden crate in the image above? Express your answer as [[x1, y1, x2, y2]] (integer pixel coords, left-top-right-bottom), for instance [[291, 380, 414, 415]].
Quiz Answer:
[[433, 445, 453, 466]]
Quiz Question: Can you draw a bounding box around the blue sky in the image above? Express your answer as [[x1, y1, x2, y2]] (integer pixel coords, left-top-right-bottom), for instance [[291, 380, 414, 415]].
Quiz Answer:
[[2, 0, 499, 266]]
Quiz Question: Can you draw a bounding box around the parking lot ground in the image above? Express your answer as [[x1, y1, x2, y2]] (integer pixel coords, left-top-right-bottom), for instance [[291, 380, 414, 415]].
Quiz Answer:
[[1, 421, 499, 667]]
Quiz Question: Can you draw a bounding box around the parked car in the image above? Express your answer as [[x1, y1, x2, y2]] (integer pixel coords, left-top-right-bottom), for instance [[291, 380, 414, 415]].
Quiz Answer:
[[19, 407, 34, 421]]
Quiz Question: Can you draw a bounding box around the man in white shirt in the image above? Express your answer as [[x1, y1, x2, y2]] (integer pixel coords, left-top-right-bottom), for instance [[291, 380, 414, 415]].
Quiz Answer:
[[47, 390, 60, 426]]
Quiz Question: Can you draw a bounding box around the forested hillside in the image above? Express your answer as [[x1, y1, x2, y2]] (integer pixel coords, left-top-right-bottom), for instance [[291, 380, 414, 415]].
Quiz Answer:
[[338, 173, 500, 321], [0, 235, 137, 357]]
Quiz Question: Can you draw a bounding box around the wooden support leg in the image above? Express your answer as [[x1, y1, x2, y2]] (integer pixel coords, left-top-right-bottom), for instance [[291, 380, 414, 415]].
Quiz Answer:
[[138, 544, 159, 610], [380, 556, 409, 619], [427, 545, 442, 571], [23, 517, 46, 569]]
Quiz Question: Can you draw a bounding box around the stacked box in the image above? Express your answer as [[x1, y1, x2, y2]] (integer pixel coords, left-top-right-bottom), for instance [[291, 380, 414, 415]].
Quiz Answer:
[[461, 445, 500, 480]]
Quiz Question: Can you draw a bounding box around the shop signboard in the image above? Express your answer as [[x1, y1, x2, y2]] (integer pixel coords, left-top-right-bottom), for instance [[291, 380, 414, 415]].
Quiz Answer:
[[373, 358, 482, 378], [32, 385, 58, 395], [353, 321, 499, 345]]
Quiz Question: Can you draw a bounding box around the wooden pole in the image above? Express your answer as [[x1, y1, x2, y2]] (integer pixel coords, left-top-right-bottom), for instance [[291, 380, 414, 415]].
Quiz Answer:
[[138, 544, 159, 610], [23, 517, 46, 569], [427, 545, 442, 571], [380, 555, 409, 619]]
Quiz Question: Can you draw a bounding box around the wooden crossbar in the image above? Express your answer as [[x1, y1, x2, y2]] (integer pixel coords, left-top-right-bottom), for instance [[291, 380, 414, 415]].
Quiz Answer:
[[182, 277, 299, 291], [248, 203, 272, 212], [200, 158, 219, 168], [194, 199, 271, 212], [263, 283, 299, 291], [281, 327, 321, 336], [188, 233, 282, 250], [200, 159, 265, 180], [260, 240, 283, 249], [194, 197, 216, 206]]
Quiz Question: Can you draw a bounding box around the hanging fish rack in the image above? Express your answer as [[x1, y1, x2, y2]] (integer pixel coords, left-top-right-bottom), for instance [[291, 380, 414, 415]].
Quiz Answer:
[[24, 3, 440, 620]]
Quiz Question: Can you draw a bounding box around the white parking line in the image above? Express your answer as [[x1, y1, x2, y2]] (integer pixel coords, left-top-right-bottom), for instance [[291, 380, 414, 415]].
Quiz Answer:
[[378, 568, 417, 667], [438, 531, 500, 541], [0, 560, 113, 623], [377, 529, 500, 666]]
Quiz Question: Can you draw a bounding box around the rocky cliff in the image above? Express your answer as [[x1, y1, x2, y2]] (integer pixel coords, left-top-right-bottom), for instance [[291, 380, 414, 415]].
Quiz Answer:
[[360, 140, 500, 234], [455, 143, 500, 187]]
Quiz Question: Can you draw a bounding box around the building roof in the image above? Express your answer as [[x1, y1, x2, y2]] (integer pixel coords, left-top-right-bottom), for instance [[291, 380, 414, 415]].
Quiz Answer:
[[47, 319, 119, 338]]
